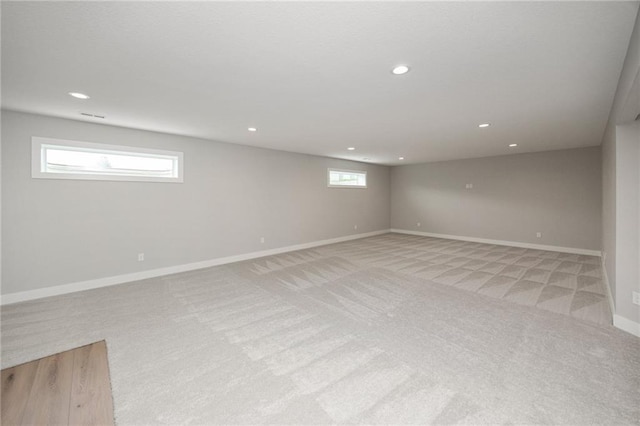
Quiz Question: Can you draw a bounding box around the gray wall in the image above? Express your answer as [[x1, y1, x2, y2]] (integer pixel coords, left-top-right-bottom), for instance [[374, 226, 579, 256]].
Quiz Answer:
[[390, 148, 602, 250], [601, 7, 640, 326], [1, 110, 390, 295], [614, 121, 640, 323], [602, 125, 617, 301]]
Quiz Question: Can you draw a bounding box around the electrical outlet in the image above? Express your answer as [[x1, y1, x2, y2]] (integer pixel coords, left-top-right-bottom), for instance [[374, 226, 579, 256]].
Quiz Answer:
[[354, 224, 358, 230], [260, 237, 265, 244], [138, 253, 144, 261], [465, 183, 473, 189], [536, 232, 542, 238], [633, 291, 640, 306], [417, 222, 421, 227]]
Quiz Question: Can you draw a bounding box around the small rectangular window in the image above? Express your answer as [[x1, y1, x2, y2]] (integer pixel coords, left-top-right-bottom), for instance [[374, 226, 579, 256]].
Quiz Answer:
[[32, 137, 183, 183], [327, 168, 367, 188]]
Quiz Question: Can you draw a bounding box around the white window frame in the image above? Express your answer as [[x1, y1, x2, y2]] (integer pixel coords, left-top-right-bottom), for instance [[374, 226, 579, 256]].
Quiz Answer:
[[31, 137, 184, 183], [327, 168, 367, 189]]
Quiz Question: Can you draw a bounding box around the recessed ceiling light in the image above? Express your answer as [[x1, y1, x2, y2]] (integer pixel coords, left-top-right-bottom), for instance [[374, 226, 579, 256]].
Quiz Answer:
[[248, 127, 257, 132], [69, 92, 90, 100], [392, 65, 410, 75], [478, 123, 490, 128], [509, 143, 518, 147], [399, 157, 405, 160], [347, 147, 355, 151]]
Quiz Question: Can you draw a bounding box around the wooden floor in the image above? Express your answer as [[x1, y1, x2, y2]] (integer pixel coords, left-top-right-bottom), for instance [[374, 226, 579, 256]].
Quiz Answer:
[[1, 341, 114, 426]]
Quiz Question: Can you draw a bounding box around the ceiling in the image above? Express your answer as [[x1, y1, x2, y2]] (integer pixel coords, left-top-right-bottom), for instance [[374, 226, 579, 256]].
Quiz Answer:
[[2, 2, 638, 165]]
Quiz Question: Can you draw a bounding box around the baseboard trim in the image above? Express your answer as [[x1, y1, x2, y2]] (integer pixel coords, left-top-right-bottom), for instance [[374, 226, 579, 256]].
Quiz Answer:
[[600, 257, 616, 325], [600, 258, 640, 337], [390, 229, 601, 257], [613, 315, 640, 338], [0, 229, 391, 306]]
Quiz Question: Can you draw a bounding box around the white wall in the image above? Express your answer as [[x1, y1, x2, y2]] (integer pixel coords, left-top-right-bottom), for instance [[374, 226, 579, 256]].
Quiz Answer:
[[614, 121, 640, 324], [1, 110, 390, 297], [390, 147, 602, 251], [601, 7, 640, 333]]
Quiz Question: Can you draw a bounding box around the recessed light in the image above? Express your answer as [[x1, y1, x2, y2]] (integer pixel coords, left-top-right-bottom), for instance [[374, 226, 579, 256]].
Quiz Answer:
[[69, 92, 90, 100], [248, 127, 257, 132], [347, 147, 355, 151], [509, 143, 518, 147], [392, 65, 410, 75], [399, 157, 405, 160], [478, 123, 490, 128]]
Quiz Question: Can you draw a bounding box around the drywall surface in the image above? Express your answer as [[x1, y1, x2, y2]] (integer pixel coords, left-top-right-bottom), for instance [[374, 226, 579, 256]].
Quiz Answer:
[[1, 110, 390, 295], [601, 7, 640, 327], [602, 132, 617, 302], [391, 147, 602, 250], [615, 121, 640, 323]]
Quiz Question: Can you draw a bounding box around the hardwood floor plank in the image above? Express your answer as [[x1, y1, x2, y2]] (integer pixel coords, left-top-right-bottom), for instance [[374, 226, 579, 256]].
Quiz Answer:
[[1, 341, 115, 426], [1, 361, 39, 425], [69, 341, 115, 425], [20, 349, 74, 425]]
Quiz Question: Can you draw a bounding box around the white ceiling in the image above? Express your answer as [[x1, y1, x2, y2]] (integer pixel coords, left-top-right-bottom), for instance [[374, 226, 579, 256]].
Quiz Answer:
[[2, 1, 638, 165]]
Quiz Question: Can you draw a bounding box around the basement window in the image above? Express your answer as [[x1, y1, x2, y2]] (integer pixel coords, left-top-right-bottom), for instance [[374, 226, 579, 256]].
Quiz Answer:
[[327, 168, 367, 188], [32, 137, 183, 183]]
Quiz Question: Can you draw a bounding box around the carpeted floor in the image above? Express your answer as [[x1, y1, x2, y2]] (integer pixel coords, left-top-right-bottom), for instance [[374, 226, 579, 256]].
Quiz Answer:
[[1, 233, 639, 424]]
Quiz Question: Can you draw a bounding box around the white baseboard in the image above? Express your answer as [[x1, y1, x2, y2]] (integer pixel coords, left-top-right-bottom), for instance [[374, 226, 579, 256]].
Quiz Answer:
[[601, 256, 640, 338], [0, 229, 391, 306], [390, 229, 601, 257], [613, 315, 640, 338]]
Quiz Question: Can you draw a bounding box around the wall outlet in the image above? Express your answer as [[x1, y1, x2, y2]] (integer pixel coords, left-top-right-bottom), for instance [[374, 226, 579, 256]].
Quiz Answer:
[[354, 224, 358, 230], [138, 253, 144, 261], [260, 237, 265, 244], [633, 291, 640, 306], [465, 183, 473, 189], [536, 232, 542, 238], [417, 222, 421, 227]]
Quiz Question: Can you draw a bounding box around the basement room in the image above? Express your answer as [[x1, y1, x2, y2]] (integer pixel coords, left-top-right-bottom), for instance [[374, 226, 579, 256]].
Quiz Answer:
[[1, 1, 639, 424]]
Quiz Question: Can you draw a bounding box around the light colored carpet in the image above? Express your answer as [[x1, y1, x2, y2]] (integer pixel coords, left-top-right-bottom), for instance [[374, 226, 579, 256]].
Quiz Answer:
[[321, 233, 612, 325], [1, 233, 638, 424]]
